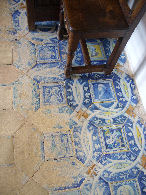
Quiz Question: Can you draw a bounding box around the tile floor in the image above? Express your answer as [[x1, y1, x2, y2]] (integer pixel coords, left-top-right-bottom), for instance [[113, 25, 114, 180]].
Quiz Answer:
[[0, 0, 146, 194]]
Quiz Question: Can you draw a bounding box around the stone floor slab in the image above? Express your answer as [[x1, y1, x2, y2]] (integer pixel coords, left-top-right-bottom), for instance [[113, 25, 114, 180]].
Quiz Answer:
[[0, 0, 13, 29], [33, 159, 85, 192], [19, 179, 48, 195], [0, 166, 27, 195], [0, 136, 14, 166], [0, 86, 13, 110], [14, 122, 43, 177], [0, 41, 13, 65], [0, 65, 23, 84], [0, 110, 24, 136], [27, 108, 71, 133]]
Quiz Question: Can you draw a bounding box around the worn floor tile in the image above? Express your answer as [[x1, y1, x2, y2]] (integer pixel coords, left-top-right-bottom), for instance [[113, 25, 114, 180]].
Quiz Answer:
[[0, 0, 145, 194], [0, 86, 13, 110], [0, 110, 24, 136], [13, 75, 34, 114], [14, 122, 43, 177], [0, 65, 23, 84], [27, 108, 71, 133], [33, 159, 85, 192], [0, 0, 13, 29], [19, 179, 48, 195], [0, 166, 27, 195], [0, 136, 14, 166], [13, 38, 36, 72], [0, 41, 13, 65]]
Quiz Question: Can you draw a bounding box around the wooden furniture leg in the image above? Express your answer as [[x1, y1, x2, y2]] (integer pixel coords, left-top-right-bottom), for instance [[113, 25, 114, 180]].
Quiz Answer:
[[65, 32, 79, 78], [105, 31, 135, 75], [80, 39, 91, 66], [58, 3, 66, 40], [105, 38, 123, 74]]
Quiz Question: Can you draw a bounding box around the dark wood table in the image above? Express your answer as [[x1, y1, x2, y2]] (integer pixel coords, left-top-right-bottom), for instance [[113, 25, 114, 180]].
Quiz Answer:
[[26, 0, 60, 31], [59, 0, 146, 78]]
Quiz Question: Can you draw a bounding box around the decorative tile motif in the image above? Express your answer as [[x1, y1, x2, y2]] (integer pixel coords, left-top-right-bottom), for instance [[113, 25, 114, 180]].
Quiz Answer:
[[87, 40, 107, 61], [110, 179, 141, 195], [33, 159, 86, 192], [36, 43, 60, 63], [89, 80, 116, 103], [12, 9, 28, 34], [88, 72, 138, 117], [13, 38, 36, 71], [70, 113, 144, 171], [1, 1, 145, 194], [65, 78, 92, 111], [99, 125, 129, 154], [41, 83, 66, 106], [41, 131, 74, 161]]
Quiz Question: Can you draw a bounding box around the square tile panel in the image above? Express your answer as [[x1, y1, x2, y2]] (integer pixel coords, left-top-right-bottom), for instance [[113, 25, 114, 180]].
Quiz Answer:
[[40, 83, 66, 106], [41, 131, 74, 160], [87, 40, 107, 61], [110, 178, 141, 195], [99, 125, 129, 154], [89, 80, 117, 103], [36, 43, 60, 63]]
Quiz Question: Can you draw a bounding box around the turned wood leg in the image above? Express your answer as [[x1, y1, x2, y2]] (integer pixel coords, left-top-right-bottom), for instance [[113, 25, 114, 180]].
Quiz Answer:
[[65, 32, 79, 78], [80, 39, 91, 66], [105, 37, 124, 74], [57, 2, 66, 40]]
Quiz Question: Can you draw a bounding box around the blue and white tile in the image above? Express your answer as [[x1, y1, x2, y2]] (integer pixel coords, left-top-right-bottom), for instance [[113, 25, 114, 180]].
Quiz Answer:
[[65, 78, 92, 112], [90, 177, 111, 195], [13, 75, 38, 115], [33, 159, 86, 192], [88, 72, 138, 117], [26, 81, 76, 132], [109, 178, 141, 195], [11, 8, 28, 35], [137, 170, 146, 194], [13, 38, 36, 72], [41, 130, 75, 161], [27, 37, 67, 82]]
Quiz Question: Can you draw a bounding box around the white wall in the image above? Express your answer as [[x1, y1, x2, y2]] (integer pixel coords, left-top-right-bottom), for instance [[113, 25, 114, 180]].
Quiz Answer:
[[125, 13, 146, 111]]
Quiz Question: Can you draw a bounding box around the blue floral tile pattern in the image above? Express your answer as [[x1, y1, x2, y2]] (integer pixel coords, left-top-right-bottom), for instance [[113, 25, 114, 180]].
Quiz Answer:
[[4, 1, 146, 194], [41, 131, 74, 161], [41, 83, 66, 106], [89, 80, 117, 103], [36, 43, 60, 63], [109, 178, 141, 195]]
